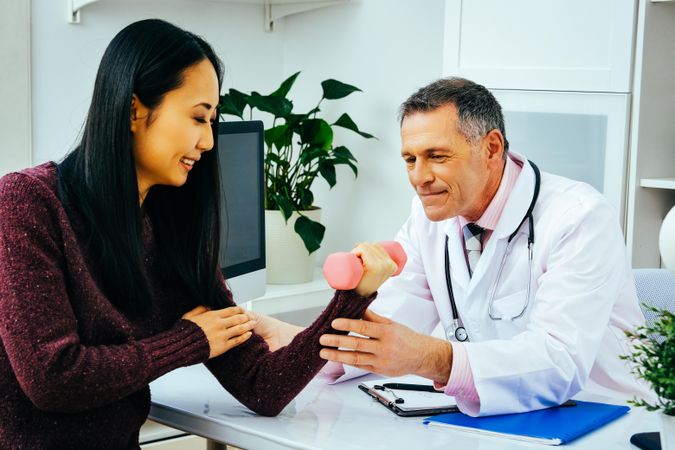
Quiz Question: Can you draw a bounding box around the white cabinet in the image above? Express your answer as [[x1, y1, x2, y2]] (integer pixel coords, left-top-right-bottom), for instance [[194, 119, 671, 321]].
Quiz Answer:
[[443, 0, 637, 92], [444, 0, 675, 267], [625, 0, 675, 267], [442, 0, 636, 227], [492, 89, 631, 221]]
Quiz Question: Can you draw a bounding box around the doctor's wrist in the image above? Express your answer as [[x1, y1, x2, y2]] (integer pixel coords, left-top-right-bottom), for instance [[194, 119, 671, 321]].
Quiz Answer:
[[415, 337, 453, 386]]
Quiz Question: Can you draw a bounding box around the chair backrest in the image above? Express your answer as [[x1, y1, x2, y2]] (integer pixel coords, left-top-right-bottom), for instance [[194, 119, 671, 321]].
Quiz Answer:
[[632, 268, 675, 330]]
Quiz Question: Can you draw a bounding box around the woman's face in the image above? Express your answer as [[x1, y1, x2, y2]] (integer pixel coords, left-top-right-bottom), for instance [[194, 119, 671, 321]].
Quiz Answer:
[[131, 58, 219, 202]]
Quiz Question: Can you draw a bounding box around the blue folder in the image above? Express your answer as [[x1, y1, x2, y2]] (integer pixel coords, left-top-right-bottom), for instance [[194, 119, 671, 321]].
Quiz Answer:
[[423, 401, 629, 445]]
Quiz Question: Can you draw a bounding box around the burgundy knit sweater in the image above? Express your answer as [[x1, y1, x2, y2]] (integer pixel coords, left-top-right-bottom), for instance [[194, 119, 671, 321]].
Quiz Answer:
[[0, 163, 374, 449]]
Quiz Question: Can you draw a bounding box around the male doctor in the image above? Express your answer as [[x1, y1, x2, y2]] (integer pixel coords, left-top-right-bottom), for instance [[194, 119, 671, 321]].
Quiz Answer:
[[253, 77, 652, 416]]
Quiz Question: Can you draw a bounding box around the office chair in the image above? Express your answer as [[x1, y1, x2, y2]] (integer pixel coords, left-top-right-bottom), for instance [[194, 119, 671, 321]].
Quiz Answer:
[[629, 270, 674, 450], [632, 268, 675, 335]]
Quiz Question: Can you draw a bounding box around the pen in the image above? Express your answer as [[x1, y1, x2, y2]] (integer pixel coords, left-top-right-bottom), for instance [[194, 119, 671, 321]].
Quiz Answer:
[[380, 383, 441, 393]]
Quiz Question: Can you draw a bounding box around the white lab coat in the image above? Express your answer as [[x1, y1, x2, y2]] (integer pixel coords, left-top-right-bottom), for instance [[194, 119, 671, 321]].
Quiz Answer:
[[367, 151, 653, 416]]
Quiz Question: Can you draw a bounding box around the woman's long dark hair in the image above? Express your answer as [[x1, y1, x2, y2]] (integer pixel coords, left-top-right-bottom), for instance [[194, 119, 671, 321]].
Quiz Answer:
[[59, 19, 227, 313]]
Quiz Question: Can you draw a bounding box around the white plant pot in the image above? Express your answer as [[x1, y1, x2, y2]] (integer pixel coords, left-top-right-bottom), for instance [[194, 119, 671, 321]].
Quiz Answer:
[[265, 208, 322, 284], [662, 412, 675, 450]]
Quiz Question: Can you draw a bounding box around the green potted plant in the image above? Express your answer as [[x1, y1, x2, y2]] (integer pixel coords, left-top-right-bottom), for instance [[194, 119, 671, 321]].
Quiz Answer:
[[622, 305, 675, 449], [219, 72, 375, 283]]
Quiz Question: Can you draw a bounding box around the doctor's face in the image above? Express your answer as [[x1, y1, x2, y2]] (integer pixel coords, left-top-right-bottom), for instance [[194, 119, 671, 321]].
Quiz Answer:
[[400, 104, 504, 222]]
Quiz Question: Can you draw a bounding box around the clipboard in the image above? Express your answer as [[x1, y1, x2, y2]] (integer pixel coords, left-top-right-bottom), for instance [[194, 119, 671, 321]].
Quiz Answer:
[[358, 377, 459, 417]]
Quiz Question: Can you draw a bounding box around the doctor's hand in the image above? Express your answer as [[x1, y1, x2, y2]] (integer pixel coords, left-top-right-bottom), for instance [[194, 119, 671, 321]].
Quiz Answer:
[[351, 243, 399, 297], [182, 306, 256, 359], [319, 310, 453, 385], [246, 310, 304, 352]]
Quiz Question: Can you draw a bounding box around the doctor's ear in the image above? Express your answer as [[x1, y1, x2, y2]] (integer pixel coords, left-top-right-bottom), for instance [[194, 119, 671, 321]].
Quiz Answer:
[[483, 129, 505, 163]]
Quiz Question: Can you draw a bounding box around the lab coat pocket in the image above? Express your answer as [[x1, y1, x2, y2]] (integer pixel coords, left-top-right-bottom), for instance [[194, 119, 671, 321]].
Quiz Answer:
[[489, 289, 528, 321]]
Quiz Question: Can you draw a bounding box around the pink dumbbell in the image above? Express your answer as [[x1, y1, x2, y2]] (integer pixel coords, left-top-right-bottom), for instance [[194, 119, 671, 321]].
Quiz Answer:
[[322, 241, 407, 290]]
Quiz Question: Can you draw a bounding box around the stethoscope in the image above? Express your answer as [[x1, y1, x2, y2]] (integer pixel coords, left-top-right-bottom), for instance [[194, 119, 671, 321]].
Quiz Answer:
[[444, 161, 541, 342]]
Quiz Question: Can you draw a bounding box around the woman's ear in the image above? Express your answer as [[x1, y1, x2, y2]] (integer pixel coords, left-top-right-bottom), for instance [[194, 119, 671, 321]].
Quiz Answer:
[[130, 95, 139, 133], [130, 94, 147, 133]]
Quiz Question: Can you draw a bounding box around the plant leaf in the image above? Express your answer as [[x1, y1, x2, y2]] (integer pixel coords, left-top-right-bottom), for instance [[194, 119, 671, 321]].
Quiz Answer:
[[297, 188, 314, 210], [286, 113, 309, 127], [300, 119, 333, 149], [333, 157, 358, 178], [265, 152, 288, 168], [294, 215, 325, 254], [333, 113, 375, 139], [270, 71, 301, 98], [299, 146, 327, 165], [318, 160, 337, 188], [272, 193, 295, 221], [321, 79, 362, 100], [219, 89, 248, 119], [265, 124, 292, 151], [346, 160, 358, 177], [332, 145, 357, 162], [248, 92, 293, 118]]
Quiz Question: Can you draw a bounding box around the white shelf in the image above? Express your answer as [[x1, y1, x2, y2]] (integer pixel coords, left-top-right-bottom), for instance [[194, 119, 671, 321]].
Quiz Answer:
[[66, 0, 349, 30], [640, 177, 675, 190], [243, 268, 332, 316], [67, 0, 100, 23]]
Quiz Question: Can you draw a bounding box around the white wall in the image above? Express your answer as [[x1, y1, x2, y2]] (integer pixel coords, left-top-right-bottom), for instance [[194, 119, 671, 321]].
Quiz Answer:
[[1, 0, 32, 176], [282, 0, 446, 261], [29, 0, 446, 264], [31, 0, 285, 164]]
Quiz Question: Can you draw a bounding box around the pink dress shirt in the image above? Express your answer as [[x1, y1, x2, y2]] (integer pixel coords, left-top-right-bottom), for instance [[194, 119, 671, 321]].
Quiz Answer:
[[438, 155, 523, 415]]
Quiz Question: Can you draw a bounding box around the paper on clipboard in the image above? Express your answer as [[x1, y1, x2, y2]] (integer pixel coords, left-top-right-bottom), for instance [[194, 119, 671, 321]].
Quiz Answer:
[[359, 375, 458, 416]]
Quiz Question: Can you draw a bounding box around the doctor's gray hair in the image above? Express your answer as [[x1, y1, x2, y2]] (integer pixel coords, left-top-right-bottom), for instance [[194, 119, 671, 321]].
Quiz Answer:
[[399, 77, 509, 152]]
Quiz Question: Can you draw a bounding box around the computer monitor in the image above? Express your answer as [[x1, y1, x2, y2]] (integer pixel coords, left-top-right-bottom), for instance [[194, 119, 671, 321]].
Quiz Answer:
[[217, 120, 266, 303]]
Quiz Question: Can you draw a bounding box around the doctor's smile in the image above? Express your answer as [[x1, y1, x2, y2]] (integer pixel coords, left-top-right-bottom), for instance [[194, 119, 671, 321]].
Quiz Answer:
[[417, 189, 448, 201]]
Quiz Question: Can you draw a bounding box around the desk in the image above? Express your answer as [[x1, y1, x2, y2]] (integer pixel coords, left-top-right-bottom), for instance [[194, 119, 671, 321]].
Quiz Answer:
[[149, 365, 658, 450]]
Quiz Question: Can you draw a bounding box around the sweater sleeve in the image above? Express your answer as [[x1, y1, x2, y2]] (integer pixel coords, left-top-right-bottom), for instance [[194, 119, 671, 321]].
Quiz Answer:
[[206, 283, 375, 416], [0, 173, 210, 413]]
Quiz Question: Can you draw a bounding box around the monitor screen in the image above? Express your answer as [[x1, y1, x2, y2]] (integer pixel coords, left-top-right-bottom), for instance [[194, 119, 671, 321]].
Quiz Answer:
[[217, 120, 266, 302]]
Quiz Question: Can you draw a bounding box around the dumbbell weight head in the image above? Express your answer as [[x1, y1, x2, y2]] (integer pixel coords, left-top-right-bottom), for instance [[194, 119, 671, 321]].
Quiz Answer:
[[322, 252, 364, 291], [322, 241, 407, 290], [378, 241, 407, 276]]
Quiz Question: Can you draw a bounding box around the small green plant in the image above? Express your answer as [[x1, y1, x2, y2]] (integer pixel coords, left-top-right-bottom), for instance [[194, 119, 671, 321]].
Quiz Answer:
[[218, 72, 375, 254], [621, 305, 675, 415]]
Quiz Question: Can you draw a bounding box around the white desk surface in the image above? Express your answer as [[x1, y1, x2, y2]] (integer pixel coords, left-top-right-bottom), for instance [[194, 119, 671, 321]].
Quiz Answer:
[[149, 365, 658, 450]]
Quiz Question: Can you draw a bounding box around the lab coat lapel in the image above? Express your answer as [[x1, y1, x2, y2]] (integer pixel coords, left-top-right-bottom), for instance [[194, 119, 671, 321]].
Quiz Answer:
[[491, 153, 536, 242], [442, 218, 470, 294], [466, 153, 536, 291]]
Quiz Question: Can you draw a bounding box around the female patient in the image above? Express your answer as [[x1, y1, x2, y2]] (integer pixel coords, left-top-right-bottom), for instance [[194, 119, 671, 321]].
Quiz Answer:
[[0, 19, 395, 449]]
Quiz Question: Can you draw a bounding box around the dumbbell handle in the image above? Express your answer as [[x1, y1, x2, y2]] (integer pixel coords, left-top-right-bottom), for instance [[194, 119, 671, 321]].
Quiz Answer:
[[322, 241, 407, 290]]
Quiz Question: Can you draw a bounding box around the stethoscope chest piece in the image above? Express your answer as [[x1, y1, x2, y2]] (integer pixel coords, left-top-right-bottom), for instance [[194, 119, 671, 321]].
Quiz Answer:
[[454, 326, 468, 342], [445, 322, 468, 342]]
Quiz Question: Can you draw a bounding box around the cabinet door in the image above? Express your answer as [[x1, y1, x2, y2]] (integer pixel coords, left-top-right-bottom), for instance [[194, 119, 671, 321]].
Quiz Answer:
[[443, 0, 637, 92], [491, 90, 630, 223]]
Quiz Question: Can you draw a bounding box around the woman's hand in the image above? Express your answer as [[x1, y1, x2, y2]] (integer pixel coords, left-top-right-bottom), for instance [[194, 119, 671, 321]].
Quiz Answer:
[[246, 310, 304, 352], [351, 242, 399, 297], [182, 306, 256, 359]]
